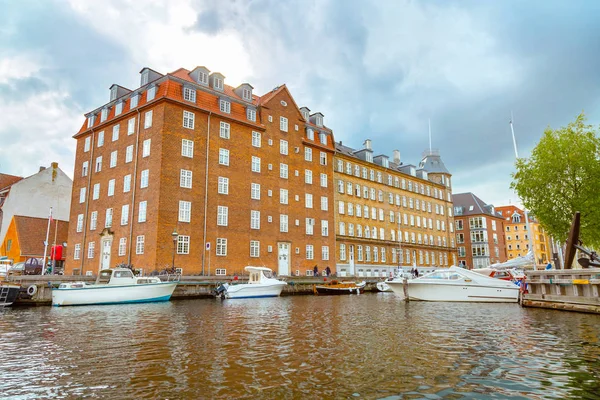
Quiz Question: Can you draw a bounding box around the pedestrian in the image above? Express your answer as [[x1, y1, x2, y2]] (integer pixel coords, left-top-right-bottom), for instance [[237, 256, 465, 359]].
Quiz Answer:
[[313, 265, 319, 277], [414, 268, 419, 278], [325, 266, 331, 277]]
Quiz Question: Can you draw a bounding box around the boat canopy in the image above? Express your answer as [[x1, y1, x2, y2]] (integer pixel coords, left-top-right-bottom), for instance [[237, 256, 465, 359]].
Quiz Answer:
[[489, 250, 534, 270]]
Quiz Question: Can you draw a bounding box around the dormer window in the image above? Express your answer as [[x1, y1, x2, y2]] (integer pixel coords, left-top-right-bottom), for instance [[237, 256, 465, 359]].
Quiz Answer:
[[319, 132, 327, 145], [215, 78, 223, 91], [198, 72, 208, 85], [247, 108, 256, 122], [130, 94, 139, 108], [382, 158, 389, 168], [141, 70, 149, 86], [302, 110, 309, 120], [219, 99, 230, 114], [100, 108, 109, 123], [242, 88, 252, 101], [183, 87, 196, 103], [147, 85, 156, 101], [316, 115, 323, 127], [365, 152, 373, 163], [115, 101, 123, 116], [110, 86, 117, 101], [307, 128, 314, 140], [87, 114, 96, 128]]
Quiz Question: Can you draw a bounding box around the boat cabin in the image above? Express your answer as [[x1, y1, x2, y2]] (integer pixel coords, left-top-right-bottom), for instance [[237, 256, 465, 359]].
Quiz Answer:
[[245, 266, 275, 284]]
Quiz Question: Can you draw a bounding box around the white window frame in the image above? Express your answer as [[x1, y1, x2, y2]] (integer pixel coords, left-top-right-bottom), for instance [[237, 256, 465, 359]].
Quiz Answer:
[[220, 121, 230, 139], [183, 110, 195, 129]]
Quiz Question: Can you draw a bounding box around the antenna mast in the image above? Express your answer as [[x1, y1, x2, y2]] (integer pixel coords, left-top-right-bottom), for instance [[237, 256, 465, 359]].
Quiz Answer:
[[428, 118, 432, 153]]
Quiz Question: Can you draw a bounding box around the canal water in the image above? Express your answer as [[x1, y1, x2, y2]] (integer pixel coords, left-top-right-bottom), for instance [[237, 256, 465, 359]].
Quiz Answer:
[[1, 294, 599, 399]]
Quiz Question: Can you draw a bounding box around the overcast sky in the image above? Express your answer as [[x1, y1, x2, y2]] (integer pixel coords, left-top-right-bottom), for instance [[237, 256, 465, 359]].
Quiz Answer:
[[1, 0, 599, 207]]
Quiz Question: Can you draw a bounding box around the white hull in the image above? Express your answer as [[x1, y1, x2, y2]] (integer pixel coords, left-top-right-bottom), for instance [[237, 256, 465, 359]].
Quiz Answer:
[[384, 281, 406, 300], [226, 282, 286, 299], [407, 282, 519, 302], [52, 282, 177, 306], [376, 282, 392, 292]]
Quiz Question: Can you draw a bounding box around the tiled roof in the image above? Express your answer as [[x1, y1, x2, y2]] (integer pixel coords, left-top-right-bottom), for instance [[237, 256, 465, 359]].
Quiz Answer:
[[77, 67, 333, 137], [495, 205, 537, 223], [0, 173, 23, 191], [13, 216, 69, 257], [452, 193, 502, 218]]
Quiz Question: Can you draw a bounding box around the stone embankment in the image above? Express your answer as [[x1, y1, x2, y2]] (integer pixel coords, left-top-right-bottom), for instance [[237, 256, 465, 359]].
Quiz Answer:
[[6, 275, 383, 306]]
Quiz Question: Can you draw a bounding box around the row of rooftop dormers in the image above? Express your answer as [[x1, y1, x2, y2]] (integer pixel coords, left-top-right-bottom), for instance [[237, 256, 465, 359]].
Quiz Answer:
[[88, 66, 327, 131], [335, 139, 452, 188]]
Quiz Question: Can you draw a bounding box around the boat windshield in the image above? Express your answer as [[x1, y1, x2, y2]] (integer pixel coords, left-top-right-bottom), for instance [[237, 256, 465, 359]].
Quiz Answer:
[[424, 271, 464, 280], [262, 270, 273, 279], [113, 270, 134, 279]]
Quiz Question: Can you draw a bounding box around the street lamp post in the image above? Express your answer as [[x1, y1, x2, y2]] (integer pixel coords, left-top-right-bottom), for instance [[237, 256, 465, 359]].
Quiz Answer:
[[171, 229, 178, 273]]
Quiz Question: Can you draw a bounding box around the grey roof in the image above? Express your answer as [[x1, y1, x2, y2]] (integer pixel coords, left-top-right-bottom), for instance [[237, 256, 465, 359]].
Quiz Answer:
[[452, 192, 503, 218], [335, 142, 405, 170], [419, 151, 450, 174]]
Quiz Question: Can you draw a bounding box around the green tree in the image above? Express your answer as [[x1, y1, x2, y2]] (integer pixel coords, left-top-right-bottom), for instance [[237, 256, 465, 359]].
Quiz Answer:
[[511, 112, 600, 247]]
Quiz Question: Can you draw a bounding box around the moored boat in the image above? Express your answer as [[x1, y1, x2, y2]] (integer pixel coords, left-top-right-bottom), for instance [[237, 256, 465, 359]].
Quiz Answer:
[[214, 266, 287, 299], [0, 282, 21, 307], [314, 280, 365, 295], [52, 268, 178, 306], [401, 266, 519, 302], [376, 281, 392, 292]]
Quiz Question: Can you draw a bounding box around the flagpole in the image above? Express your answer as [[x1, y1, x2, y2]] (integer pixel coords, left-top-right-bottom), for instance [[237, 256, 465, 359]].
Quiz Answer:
[[510, 114, 537, 270], [42, 207, 52, 276]]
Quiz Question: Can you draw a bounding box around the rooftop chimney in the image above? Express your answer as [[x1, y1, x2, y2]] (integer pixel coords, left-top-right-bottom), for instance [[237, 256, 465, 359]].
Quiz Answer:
[[393, 150, 401, 164], [364, 139, 372, 150], [39, 166, 46, 172]]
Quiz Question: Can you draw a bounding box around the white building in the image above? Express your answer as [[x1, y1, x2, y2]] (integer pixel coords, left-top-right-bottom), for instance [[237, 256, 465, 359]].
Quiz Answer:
[[0, 162, 72, 252]]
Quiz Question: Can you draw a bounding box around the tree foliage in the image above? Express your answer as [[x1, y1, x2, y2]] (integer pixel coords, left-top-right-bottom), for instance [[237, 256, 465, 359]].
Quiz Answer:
[[511, 112, 600, 247]]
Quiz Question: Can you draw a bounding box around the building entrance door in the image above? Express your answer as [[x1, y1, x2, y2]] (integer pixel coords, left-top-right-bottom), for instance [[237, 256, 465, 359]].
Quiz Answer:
[[101, 239, 112, 270], [277, 242, 290, 276]]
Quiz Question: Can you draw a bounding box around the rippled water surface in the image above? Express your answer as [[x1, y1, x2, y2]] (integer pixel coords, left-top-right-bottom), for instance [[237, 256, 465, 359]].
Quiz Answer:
[[1, 294, 599, 399]]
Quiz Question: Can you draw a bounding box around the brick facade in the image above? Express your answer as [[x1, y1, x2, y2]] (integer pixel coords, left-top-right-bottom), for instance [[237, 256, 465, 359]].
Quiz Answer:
[[453, 193, 506, 269], [496, 205, 552, 266], [65, 67, 336, 276]]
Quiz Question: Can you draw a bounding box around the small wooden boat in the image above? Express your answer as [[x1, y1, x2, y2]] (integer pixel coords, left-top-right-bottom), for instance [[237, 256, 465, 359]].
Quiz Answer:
[[314, 280, 365, 295]]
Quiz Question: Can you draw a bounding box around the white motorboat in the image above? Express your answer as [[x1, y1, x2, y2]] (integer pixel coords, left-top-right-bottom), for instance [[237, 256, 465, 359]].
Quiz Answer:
[[389, 266, 520, 302], [214, 266, 287, 299], [376, 281, 392, 292], [52, 268, 178, 306]]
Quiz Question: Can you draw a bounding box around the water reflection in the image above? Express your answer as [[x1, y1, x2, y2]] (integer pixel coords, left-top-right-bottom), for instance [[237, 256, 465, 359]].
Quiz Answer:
[[1, 295, 599, 399]]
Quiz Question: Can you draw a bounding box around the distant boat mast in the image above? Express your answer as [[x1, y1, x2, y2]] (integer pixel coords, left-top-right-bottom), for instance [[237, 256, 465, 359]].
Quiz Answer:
[[510, 113, 537, 270]]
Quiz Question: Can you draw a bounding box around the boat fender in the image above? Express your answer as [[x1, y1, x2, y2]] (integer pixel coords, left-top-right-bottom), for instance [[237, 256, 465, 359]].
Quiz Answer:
[[27, 285, 38, 296]]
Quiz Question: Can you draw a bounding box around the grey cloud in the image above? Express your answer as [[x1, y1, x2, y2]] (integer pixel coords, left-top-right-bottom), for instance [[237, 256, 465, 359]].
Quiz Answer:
[[194, 9, 223, 35]]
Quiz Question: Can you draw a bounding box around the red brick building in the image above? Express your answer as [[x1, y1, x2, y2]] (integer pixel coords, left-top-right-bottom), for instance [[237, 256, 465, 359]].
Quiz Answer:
[[452, 193, 506, 269], [66, 66, 336, 276]]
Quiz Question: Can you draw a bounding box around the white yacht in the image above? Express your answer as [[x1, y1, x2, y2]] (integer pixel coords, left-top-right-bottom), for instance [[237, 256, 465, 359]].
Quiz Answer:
[[52, 268, 178, 306], [214, 266, 287, 299], [388, 266, 520, 302]]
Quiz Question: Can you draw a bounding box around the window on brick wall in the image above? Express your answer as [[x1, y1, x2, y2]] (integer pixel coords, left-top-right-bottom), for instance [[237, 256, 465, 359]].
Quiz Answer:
[[220, 121, 230, 138], [183, 111, 195, 129]]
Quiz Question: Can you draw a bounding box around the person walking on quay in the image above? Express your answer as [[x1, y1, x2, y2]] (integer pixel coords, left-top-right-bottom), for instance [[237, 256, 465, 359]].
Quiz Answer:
[[313, 265, 319, 277], [325, 266, 331, 277]]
